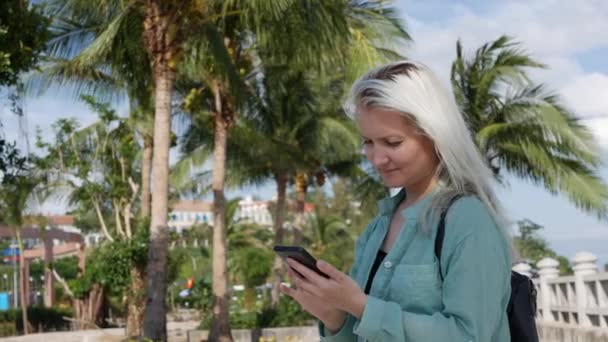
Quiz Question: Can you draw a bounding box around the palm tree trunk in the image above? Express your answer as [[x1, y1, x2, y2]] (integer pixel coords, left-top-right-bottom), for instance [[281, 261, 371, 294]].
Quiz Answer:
[[271, 172, 288, 306], [142, 0, 182, 338], [141, 136, 153, 218], [142, 23, 175, 339], [292, 172, 308, 245], [127, 135, 152, 337], [126, 264, 146, 337], [16, 229, 29, 334], [208, 84, 233, 342]]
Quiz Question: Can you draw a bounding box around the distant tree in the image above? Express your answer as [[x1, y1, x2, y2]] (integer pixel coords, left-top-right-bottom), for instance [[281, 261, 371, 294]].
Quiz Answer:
[[514, 219, 573, 275]]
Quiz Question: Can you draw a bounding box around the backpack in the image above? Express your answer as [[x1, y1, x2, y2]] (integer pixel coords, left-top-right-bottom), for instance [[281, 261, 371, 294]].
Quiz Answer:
[[435, 197, 539, 342]]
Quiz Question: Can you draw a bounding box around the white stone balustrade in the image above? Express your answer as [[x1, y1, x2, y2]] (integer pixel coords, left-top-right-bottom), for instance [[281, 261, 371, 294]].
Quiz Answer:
[[514, 251, 608, 333]]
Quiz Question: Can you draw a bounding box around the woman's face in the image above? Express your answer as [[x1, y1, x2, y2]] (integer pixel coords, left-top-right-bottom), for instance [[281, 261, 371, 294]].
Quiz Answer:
[[356, 106, 439, 189]]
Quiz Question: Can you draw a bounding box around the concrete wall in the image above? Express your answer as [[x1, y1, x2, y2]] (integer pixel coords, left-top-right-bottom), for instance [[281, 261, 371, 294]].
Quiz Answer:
[[538, 322, 608, 342], [187, 324, 608, 342]]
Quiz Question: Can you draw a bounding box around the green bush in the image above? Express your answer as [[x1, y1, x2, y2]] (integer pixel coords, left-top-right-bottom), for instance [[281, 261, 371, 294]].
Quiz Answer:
[[258, 296, 314, 328], [0, 321, 17, 337], [200, 295, 314, 330], [0, 306, 73, 334]]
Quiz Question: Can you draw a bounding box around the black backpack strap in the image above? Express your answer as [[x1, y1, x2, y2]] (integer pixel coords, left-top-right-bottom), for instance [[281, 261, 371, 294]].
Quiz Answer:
[[435, 195, 463, 281]]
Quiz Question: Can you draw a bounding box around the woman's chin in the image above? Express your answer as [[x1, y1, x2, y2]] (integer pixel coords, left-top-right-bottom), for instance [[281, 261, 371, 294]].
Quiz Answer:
[[381, 177, 405, 188]]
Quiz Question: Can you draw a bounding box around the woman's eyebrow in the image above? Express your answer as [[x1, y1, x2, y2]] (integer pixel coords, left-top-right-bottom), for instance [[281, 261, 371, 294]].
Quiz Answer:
[[361, 134, 404, 140]]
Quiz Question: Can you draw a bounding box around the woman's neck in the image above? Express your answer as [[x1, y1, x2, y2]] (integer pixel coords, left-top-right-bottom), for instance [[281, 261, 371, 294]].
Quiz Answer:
[[403, 175, 439, 207]]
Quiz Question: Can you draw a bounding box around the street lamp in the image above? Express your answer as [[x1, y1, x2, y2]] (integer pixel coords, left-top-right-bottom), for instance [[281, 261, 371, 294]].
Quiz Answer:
[[10, 242, 17, 308]]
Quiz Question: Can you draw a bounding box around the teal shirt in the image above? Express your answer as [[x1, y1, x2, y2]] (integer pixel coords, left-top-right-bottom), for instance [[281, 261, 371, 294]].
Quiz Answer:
[[320, 189, 512, 342]]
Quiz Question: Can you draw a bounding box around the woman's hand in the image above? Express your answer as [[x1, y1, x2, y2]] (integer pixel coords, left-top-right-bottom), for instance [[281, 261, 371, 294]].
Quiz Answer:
[[282, 258, 368, 320], [280, 265, 347, 331]]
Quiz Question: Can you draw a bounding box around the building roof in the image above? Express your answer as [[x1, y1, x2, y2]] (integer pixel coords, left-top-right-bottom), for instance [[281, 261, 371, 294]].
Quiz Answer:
[[46, 215, 75, 226]]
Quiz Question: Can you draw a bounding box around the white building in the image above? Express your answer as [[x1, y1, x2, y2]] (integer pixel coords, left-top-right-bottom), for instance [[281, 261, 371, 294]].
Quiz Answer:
[[45, 215, 106, 247], [234, 196, 273, 227], [168, 201, 214, 234], [168, 196, 274, 233]]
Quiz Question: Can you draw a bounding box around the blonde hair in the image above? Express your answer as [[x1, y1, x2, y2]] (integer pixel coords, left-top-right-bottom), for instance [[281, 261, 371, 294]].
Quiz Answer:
[[345, 60, 512, 243]]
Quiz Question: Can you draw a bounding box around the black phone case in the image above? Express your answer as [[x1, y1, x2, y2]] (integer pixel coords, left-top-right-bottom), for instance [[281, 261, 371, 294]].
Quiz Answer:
[[273, 245, 329, 278]]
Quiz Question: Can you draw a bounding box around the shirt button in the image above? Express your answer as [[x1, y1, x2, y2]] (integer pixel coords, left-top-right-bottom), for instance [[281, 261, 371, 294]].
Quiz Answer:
[[383, 261, 393, 269]]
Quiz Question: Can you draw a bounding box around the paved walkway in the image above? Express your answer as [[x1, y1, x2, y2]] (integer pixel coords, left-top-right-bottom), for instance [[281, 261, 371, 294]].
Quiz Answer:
[[0, 321, 199, 342]]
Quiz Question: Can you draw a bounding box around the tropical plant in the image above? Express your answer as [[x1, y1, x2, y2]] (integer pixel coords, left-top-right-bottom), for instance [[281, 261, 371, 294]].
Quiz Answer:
[[173, 0, 407, 329], [451, 36, 608, 219], [30, 0, 156, 332], [34, 96, 147, 332]]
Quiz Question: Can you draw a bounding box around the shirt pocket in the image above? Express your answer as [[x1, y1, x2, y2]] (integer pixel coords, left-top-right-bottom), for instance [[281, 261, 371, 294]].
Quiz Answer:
[[388, 261, 443, 314]]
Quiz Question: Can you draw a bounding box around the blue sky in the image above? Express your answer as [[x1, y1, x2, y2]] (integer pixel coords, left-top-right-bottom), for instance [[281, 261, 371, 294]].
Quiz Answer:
[[1, 0, 607, 266], [394, 0, 608, 266]]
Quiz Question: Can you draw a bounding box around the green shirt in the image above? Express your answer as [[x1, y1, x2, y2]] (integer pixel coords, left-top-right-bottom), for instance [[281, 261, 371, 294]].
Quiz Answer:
[[320, 189, 512, 342]]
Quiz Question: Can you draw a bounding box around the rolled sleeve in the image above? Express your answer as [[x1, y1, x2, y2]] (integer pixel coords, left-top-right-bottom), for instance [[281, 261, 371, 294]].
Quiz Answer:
[[353, 295, 402, 341]]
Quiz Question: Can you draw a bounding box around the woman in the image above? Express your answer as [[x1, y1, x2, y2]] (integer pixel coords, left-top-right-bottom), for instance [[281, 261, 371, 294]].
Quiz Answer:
[[280, 61, 513, 341]]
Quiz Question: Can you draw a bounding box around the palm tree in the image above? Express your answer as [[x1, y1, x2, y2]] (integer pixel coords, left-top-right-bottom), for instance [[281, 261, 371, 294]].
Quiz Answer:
[[173, 2, 409, 334], [452, 36, 608, 219], [303, 193, 355, 273], [41, 2, 212, 337], [223, 198, 274, 311], [31, 1, 155, 333], [0, 149, 47, 335]]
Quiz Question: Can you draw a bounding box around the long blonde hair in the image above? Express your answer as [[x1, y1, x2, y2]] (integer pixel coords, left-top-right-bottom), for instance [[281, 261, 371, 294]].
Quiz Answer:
[[345, 60, 511, 242]]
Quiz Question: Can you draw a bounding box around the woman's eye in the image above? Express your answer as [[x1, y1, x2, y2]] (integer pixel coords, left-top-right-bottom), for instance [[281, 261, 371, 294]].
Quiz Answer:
[[362, 140, 372, 146], [386, 141, 402, 147]]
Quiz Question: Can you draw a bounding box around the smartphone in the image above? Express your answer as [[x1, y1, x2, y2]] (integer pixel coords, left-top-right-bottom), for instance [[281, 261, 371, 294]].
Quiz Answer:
[[273, 245, 329, 278]]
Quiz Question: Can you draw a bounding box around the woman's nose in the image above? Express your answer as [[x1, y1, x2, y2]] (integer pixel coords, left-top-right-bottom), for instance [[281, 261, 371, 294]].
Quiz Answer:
[[369, 150, 389, 168]]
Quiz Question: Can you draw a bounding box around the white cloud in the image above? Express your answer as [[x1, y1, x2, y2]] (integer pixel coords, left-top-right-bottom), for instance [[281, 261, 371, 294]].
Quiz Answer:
[[561, 73, 608, 115], [560, 73, 608, 150]]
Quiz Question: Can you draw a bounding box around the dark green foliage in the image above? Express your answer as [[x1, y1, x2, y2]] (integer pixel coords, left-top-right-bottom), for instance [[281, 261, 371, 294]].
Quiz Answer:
[[255, 296, 314, 328], [68, 224, 149, 299], [230, 247, 273, 289], [0, 140, 27, 182], [0, 0, 51, 86], [0, 306, 73, 334], [199, 296, 313, 330], [30, 256, 80, 282]]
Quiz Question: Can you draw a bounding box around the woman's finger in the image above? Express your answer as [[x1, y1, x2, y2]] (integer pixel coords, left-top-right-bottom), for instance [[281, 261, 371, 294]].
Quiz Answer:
[[317, 260, 347, 282], [279, 283, 296, 298], [286, 258, 325, 285]]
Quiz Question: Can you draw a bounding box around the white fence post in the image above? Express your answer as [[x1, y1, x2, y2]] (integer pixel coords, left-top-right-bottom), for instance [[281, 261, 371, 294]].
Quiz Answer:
[[537, 257, 559, 322], [512, 261, 532, 278], [572, 251, 598, 327]]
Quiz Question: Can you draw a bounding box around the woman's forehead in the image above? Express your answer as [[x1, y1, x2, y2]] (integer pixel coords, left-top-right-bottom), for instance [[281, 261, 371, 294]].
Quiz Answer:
[[355, 107, 417, 136]]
